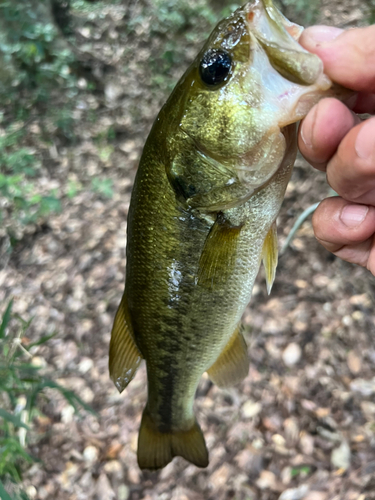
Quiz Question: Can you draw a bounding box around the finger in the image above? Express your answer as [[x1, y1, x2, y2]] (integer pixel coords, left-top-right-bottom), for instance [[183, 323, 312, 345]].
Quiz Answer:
[[325, 116, 375, 204], [298, 98, 360, 171], [299, 25, 375, 93], [353, 92, 375, 114], [312, 197, 375, 272]]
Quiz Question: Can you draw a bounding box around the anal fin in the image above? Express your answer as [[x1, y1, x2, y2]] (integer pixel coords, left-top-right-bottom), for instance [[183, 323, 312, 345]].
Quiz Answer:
[[109, 293, 142, 393], [262, 220, 278, 295], [137, 408, 208, 470], [206, 324, 249, 388]]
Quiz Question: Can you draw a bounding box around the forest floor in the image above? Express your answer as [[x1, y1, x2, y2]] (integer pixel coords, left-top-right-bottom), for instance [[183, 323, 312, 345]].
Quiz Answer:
[[2, 0, 375, 499]]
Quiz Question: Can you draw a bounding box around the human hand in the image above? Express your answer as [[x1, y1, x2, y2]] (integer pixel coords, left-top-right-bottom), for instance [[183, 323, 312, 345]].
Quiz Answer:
[[298, 25, 375, 275]]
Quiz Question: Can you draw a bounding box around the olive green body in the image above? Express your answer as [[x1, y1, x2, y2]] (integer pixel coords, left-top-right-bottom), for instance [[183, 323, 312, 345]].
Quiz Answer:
[[125, 88, 297, 431]]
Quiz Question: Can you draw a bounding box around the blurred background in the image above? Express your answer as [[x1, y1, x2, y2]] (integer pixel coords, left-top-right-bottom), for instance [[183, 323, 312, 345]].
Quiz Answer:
[[1, 0, 375, 499]]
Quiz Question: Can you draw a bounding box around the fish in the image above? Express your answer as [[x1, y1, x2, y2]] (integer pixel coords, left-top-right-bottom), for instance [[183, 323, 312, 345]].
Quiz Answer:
[[109, 0, 346, 470]]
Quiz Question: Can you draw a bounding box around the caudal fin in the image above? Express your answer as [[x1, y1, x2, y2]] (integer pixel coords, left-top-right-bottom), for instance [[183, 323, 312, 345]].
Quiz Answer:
[[137, 408, 209, 470]]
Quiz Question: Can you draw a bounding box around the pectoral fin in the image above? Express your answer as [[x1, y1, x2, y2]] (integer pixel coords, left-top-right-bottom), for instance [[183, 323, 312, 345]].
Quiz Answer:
[[206, 324, 249, 388], [198, 214, 242, 288], [262, 221, 278, 295], [109, 294, 142, 393]]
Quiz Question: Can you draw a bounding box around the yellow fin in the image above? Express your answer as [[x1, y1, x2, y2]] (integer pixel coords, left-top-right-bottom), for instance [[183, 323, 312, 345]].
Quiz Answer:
[[109, 294, 142, 393], [206, 324, 249, 388], [137, 408, 208, 470], [262, 221, 278, 295], [198, 214, 242, 288]]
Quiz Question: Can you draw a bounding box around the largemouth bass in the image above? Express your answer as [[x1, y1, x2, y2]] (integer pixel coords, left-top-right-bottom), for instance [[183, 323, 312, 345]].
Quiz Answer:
[[110, 0, 344, 470]]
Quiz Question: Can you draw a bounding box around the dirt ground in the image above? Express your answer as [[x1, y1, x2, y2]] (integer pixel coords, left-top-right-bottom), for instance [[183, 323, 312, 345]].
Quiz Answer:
[[2, 0, 375, 499]]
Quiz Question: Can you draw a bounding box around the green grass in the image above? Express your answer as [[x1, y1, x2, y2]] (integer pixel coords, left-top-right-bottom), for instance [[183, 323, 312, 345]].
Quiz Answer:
[[0, 300, 96, 500]]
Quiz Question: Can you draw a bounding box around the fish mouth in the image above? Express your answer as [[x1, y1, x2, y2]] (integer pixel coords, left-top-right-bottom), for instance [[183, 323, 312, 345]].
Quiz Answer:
[[241, 0, 336, 126]]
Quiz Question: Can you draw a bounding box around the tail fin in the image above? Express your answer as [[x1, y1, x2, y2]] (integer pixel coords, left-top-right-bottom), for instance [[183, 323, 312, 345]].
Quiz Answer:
[[137, 408, 208, 470]]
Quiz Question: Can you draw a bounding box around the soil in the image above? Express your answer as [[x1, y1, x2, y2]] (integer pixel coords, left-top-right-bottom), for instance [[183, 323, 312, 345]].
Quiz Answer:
[[1, 1, 375, 499]]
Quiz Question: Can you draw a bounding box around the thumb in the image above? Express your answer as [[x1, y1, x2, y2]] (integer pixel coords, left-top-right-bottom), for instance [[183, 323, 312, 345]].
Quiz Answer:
[[299, 25, 375, 93]]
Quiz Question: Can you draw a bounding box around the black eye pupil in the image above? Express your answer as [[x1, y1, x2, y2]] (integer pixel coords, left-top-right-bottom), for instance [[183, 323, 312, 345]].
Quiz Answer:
[[199, 49, 232, 86]]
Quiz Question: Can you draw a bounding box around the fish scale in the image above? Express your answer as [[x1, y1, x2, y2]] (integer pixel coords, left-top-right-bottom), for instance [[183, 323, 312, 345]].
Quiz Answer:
[[109, 0, 349, 470]]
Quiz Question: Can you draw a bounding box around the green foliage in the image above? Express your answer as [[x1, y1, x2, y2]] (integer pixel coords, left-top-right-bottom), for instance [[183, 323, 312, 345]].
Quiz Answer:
[[278, 0, 320, 26], [369, 0, 375, 24], [0, 127, 62, 229], [0, 300, 95, 499], [0, 0, 76, 104], [0, 0, 78, 235], [91, 177, 114, 198], [149, 0, 218, 35], [290, 465, 312, 477]]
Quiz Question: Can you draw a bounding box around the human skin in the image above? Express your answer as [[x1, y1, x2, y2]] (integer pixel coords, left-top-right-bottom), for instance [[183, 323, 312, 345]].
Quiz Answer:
[[297, 25, 375, 276]]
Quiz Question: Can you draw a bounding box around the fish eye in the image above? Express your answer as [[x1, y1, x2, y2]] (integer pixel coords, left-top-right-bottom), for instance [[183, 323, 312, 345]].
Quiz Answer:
[[199, 49, 232, 87]]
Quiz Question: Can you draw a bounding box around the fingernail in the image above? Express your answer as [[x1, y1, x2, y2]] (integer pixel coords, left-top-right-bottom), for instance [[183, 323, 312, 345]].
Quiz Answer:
[[300, 104, 318, 149], [355, 119, 375, 160], [340, 204, 368, 228], [303, 26, 344, 44]]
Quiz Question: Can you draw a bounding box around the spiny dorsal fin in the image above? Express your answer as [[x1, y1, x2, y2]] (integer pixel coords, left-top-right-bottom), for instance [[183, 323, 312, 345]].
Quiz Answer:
[[206, 324, 249, 388], [262, 220, 278, 295], [137, 408, 208, 470], [198, 214, 242, 288], [109, 294, 142, 393]]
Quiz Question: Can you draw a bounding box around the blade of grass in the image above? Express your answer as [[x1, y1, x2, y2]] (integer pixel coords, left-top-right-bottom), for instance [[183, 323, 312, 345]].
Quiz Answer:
[[0, 480, 13, 500], [27, 379, 97, 416], [0, 409, 29, 430], [27, 332, 57, 349], [0, 300, 13, 340]]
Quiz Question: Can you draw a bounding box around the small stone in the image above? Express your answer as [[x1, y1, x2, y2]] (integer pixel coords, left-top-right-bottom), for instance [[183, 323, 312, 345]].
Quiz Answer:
[[96, 473, 116, 500], [61, 405, 75, 424], [31, 356, 47, 368], [279, 484, 309, 500], [118, 485, 130, 500], [347, 351, 361, 374], [234, 448, 264, 477], [78, 357, 94, 373], [105, 442, 123, 460], [350, 377, 375, 396], [128, 466, 141, 484], [299, 433, 314, 455], [282, 343, 302, 366], [105, 82, 123, 103], [103, 460, 122, 474], [241, 400, 262, 418], [303, 493, 328, 500], [272, 434, 286, 447], [361, 401, 375, 420], [284, 418, 299, 446], [83, 445, 99, 463], [256, 470, 278, 490], [209, 464, 232, 489], [280, 467, 292, 485], [25, 486, 37, 499], [331, 440, 351, 470]]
